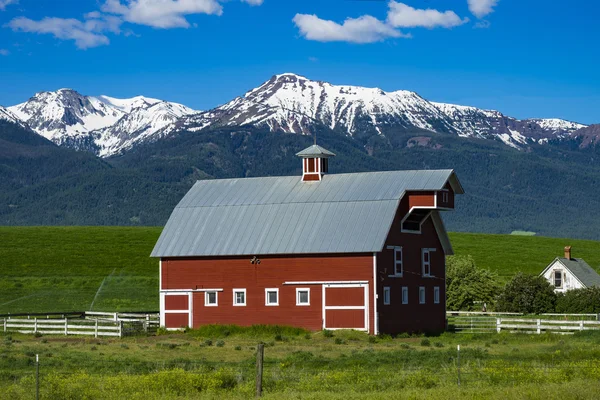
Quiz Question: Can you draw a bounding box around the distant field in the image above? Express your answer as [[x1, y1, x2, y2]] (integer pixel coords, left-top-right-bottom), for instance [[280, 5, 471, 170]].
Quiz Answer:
[[1, 227, 600, 314]]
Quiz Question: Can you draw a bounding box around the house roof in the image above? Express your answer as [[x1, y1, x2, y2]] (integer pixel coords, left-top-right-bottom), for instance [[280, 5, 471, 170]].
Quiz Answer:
[[556, 258, 600, 288], [295, 144, 336, 158], [151, 169, 462, 258]]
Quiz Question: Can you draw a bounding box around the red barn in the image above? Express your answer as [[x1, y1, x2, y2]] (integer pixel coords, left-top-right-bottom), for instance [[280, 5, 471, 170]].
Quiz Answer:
[[151, 145, 463, 334]]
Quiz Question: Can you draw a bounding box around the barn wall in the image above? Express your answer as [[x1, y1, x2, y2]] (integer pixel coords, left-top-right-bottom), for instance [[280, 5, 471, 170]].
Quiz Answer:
[[161, 254, 374, 333], [377, 197, 447, 335]]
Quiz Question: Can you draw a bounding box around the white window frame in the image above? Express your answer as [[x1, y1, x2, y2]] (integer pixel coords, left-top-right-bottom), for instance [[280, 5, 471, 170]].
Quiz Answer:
[[402, 287, 408, 305], [386, 245, 403, 277], [434, 286, 440, 304], [233, 289, 246, 306], [553, 270, 563, 288], [265, 288, 279, 306], [383, 287, 391, 305], [442, 190, 449, 203], [205, 291, 218, 307], [422, 248, 436, 277], [296, 288, 310, 306], [419, 286, 426, 304]]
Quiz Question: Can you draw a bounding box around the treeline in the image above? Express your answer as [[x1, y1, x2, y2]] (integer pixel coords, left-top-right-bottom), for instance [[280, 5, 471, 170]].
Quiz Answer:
[[447, 255, 600, 314]]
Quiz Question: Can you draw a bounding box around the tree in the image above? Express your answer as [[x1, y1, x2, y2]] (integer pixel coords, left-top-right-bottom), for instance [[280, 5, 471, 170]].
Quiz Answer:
[[556, 287, 600, 314], [496, 273, 557, 314], [446, 255, 500, 311]]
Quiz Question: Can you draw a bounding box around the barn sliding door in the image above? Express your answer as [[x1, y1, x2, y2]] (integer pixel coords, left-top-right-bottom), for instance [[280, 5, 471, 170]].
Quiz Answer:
[[322, 284, 368, 331], [161, 292, 193, 329]]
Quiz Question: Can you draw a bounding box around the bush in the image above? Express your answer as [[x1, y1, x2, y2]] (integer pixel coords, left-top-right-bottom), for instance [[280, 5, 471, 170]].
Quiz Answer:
[[323, 330, 334, 338], [234, 345, 242, 351], [368, 336, 378, 344], [203, 339, 213, 347], [434, 342, 444, 348], [446, 255, 500, 311], [556, 287, 600, 313], [216, 340, 225, 347], [34, 332, 43, 338], [496, 273, 557, 314], [420, 338, 431, 347]]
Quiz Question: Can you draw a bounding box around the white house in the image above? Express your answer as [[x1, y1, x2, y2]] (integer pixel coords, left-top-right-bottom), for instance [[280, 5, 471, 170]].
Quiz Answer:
[[540, 246, 600, 293]]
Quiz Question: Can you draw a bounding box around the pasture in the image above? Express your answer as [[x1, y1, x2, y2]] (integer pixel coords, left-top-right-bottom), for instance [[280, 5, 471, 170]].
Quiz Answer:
[[2, 227, 600, 313], [2, 327, 600, 399]]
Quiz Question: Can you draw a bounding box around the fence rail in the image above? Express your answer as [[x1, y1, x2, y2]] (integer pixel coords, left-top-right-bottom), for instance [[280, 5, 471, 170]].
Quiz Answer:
[[448, 315, 600, 334], [2, 311, 160, 338]]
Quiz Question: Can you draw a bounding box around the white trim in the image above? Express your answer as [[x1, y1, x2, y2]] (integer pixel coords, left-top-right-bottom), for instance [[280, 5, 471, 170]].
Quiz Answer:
[[204, 291, 218, 307], [402, 287, 408, 305], [322, 283, 369, 332], [386, 245, 403, 277], [284, 280, 369, 285], [160, 288, 223, 293], [400, 207, 432, 234], [188, 292, 193, 328], [159, 291, 166, 327], [325, 305, 367, 310], [383, 287, 390, 305], [233, 288, 247, 306], [296, 288, 310, 306], [419, 286, 426, 304], [159, 259, 163, 290], [163, 309, 189, 313], [422, 248, 436, 277], [373, 252, 378, 336], [434, 286, 440, 304], [265, 288, 279, 306]]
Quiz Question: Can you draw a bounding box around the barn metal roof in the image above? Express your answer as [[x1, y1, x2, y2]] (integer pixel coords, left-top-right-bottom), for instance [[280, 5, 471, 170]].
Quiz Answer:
[[151, 169, 462, 258]]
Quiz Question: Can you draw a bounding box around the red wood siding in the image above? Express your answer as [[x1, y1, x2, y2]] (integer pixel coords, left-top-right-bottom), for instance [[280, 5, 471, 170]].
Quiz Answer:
[[302, 174, 320, 181], [325, 287, 364, 307], [326, 310, 365, 329], [162, 254, 375, 333], [165, 313, 189, 328], [165, 295, 188, 310], [408, 191, 435, 208], [376, 196, 447, 335]]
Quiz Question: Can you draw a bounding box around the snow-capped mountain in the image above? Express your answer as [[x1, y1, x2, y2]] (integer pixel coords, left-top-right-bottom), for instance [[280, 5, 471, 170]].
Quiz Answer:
[[3, 73, 591, 157], [0, 105, 28, 129], [7, 89, 196, 155], [171, 73, 587, 150]]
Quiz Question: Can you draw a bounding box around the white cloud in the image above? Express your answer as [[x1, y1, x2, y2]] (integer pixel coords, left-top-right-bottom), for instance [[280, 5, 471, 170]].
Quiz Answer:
[[387, 2, 468, 28], [241, 0, 263, 5], [0, 0, 18, 11], [101, 0, 224, 28], [6, 13, 123, 49], [474, 20, 491, 29], [467, 0, 499, 18], [293, 14, 408, 44], [0, 49, 9, 55]]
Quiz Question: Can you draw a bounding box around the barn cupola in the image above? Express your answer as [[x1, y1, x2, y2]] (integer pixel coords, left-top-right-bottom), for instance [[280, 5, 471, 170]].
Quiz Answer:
[[296, 144, 336, 181]]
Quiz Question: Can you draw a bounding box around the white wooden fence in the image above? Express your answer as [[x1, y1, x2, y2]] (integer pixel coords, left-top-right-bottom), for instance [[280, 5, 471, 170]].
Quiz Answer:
[[1, 311, 160, 338], [448, 313, 600, 334]]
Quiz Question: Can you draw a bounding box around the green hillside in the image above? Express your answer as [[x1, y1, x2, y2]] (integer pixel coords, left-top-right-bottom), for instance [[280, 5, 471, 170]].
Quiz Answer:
[[1, 227, 600, 314]]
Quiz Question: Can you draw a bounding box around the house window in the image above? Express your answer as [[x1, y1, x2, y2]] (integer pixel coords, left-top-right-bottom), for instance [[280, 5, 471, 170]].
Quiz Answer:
[[442, 191, 449, 203], [402, 287, 408, 304], [419, 287, 426, 304], [233, 289, 246, 306], [296, 288, 310, 306], [554, 271, 563, 288], [265, 288, 279, 306], [422, 248, 435, 277], [386, 246, 403, 276], [383, 287, 391, 305], [205, 291, 218, 307], [434, 287, 440, 304]]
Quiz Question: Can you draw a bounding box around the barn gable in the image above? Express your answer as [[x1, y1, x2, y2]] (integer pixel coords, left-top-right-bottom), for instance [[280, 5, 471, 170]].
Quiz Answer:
[[151, 169, 463, 258]]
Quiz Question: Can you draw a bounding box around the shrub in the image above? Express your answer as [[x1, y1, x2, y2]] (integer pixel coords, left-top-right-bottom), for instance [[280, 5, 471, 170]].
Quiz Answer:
[[34, 332, 43, 338], [556, 287, 600, 313], [401, 343, 410, 349], [420, 338, 431, 347], [323, 329, 334, 338], [496, 273, 557, 314], [368, 336, 378, 344], [446, 255, 500, 311], [434, 342, 444, 348], [304, 333, 312, 340], [216, 340, 225, 347], [234, 345, 242, 351], [204, 339, 213, 347]]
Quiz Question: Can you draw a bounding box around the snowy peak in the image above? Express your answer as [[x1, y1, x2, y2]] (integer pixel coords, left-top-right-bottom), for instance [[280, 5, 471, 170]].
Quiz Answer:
[[95, 95, 162, 113]]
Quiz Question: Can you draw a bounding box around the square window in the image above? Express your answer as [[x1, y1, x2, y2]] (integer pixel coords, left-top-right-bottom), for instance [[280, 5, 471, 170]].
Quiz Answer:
[[265, 288, 279, 306], [402, 287, 408, 304], [233, 289, 246, 306], [205, 291, 218, 306], [434, 287, 440, 304], [419, 287, 426, 304], [383, 287, 391, 305], [296, 288, 310, 306]]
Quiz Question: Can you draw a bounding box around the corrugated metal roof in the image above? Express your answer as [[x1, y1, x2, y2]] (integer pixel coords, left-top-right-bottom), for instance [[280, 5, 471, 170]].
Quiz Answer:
[[151, 169, 460, 257], [558, 258, 600, 288], [295, 144, 336, 158]]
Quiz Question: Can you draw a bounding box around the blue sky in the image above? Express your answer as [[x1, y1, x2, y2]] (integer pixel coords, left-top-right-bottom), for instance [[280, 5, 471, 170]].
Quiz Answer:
[[0, 0, 598, 124]]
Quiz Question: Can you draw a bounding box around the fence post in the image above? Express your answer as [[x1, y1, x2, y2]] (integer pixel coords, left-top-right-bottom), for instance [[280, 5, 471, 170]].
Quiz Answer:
[[114, 313, 118, 322], [457, 344, 461, 386], [256, 343, 264, 397], [496, 318, 501, 333], [64, 318, 68, 336], [95, 319, 99, 339], [3, 318, 5, 333], [119, 320, 123, 338], [580, 320, 584, 331], [537, 319, 541, 334], [35, 354, 39, 400]]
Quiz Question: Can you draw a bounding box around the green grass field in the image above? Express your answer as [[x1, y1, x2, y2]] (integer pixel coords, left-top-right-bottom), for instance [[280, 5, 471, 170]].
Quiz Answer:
[[1, 227, 600, 314], [2, 328, 600, 399]]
